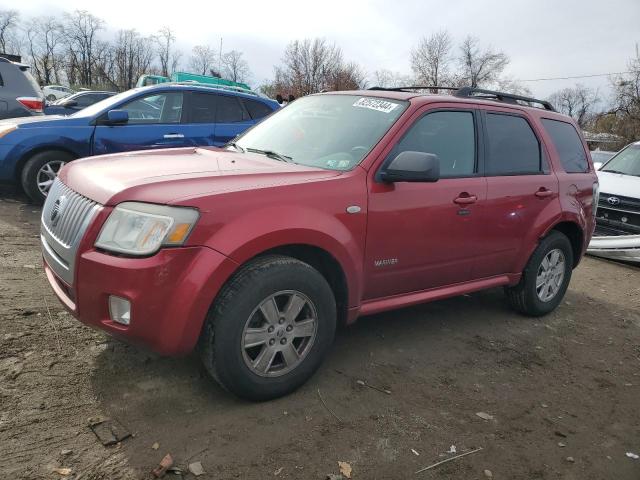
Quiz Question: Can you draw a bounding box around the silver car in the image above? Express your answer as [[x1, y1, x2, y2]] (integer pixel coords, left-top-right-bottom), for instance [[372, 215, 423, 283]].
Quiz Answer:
[[0, 57, 44, 119]]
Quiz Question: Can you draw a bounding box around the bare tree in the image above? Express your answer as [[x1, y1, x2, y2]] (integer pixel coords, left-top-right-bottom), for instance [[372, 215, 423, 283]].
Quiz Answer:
[[457, 36, 509, 88], [0, 9, 19, 54], [102, 29, 155, 90], [548, 84, 599, 128], [598, 47, 640, 143], [372, 69, 413, 88], [155, 26, 180, 77], [221, 50, 250, 83], [327, 61, 366, 91], [189, 45, 216, 76], [411, 30, 453, 86], [25, 16, 64, 86], [63, 10, 104, 87], [273, 38, 345, 97]]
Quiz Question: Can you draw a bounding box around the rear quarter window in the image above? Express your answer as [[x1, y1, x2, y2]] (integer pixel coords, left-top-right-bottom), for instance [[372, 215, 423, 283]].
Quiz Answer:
[[243, 98, 274, 120], [541, 119, 589, 173]]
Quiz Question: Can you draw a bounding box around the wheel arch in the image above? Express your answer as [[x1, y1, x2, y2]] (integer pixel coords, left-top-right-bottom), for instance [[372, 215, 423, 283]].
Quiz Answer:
[[549, 221, 584, 268], [15, 145, 79, 183]]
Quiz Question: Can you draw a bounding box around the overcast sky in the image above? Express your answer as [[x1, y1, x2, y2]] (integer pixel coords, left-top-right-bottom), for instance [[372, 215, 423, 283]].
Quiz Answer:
[[17, 0, 640, 101]]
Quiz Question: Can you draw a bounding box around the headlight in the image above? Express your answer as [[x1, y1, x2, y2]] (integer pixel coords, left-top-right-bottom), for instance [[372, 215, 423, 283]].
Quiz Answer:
[[95, 202, 199, 255]]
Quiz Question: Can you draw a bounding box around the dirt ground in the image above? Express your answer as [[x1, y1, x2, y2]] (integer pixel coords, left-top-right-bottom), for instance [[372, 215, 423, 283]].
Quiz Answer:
[[1, 189, 639, 480]]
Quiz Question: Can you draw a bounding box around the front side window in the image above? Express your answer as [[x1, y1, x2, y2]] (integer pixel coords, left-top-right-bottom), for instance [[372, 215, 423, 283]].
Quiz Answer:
[[541, 118, 589, 173], [236, 95, 408, 171], [120, 92, 183, 124], [600, 144, 640, 177], [390, 111, 476, 177], [485, 113, 541, 175]]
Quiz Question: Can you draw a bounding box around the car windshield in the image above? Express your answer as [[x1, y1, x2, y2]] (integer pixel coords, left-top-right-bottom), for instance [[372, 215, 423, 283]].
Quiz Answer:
[[600, 144, 640, 176], [235, 94, 408, 171]]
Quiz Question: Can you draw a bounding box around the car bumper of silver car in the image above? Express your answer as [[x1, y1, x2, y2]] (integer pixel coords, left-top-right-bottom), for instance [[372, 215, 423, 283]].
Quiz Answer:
[[587, 234, 640, 263]]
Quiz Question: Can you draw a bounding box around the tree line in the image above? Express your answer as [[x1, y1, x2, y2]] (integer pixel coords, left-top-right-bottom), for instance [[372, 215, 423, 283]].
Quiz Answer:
[[0, 8, 638, 145], [0, 9, 251, 91]]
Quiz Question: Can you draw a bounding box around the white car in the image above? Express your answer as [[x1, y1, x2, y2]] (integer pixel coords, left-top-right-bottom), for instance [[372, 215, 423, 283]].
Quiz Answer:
[[42, 85, 74, 102], [588, 141, 640, 264]]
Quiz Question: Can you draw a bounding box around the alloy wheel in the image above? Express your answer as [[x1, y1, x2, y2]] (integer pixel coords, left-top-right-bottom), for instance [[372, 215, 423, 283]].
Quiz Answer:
[[241, 290, 318, 377], [535, 248, 566, 302]]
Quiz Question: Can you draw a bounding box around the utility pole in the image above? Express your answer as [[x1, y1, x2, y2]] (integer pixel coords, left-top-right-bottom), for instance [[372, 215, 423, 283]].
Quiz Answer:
[[219, 37, 223, 77]]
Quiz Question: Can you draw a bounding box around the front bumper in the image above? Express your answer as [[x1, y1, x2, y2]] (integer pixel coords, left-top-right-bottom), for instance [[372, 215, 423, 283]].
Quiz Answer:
[[43, 244, 239, 355], [587, 234, 640, 264]]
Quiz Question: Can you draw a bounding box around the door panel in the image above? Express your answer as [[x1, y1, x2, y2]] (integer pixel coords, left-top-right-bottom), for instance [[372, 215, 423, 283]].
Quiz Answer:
[[473, 109, 559, 277], [364, 106, 486, 300], [93, 91, 189, 155], [364, 177, 487, 299]]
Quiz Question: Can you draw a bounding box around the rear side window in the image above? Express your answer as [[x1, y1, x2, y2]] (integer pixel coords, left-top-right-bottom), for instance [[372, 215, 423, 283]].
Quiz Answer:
[[541, 119, 588, 173], [216, 95, 247, 123], [243, 98, 273, 120], [189, 93, 217, 123], [392, 110, 476, 177], [485, 113, 541, 175]]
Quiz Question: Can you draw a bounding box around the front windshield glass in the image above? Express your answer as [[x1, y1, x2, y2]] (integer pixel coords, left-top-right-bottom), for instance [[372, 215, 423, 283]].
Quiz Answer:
[[601, 144, 640, 177], [70, 90, 135, 118], [235, 94, 408, 171]]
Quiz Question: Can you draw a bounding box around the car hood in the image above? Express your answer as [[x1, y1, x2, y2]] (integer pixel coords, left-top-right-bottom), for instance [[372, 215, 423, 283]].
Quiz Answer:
[[59, 147, 341, 206], [597, 170, 640, 199], [0, 115, 82, 128]]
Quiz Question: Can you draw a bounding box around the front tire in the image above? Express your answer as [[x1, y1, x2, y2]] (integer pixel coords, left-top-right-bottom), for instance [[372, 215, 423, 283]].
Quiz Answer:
[[20, 151, 74, 204], [505, 231, 574, 316], [200, 255, 336, 401]]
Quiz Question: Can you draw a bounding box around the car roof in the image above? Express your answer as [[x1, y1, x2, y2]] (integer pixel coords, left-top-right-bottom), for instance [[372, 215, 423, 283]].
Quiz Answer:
[[138, 82, 276, 103], [325, 88, 572, 120]]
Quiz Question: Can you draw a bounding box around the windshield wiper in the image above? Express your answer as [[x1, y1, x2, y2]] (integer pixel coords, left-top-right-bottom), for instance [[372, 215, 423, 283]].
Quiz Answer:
[[601, 169, 627, 175], [246, 147, 293, 163], [225, 142, 245, 153]]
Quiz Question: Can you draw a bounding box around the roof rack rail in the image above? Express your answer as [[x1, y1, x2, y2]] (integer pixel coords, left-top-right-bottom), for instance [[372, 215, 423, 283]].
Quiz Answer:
[[454, 87, 555, 111], [368, 85, 458, 93], [167, 81, 260, 97]]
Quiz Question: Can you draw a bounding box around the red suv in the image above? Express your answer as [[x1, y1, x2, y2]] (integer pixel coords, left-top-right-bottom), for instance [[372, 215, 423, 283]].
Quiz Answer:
[[41, 87, 598, 400]]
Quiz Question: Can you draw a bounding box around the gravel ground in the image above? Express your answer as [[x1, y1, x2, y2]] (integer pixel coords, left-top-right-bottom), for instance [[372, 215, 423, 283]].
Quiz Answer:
[[1, 190, 639, 480]]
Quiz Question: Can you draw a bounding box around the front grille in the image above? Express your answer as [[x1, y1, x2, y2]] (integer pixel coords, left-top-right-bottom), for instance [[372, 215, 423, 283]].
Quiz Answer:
[[598, 192, 640, 213], [42, 179, 99, 247], [595, 192, 640, 236], [41, 178, 101, 285]]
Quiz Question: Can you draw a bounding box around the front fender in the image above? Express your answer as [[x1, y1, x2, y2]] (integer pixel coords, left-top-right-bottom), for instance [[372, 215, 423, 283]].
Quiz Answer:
[[201, 204, 366, 308]]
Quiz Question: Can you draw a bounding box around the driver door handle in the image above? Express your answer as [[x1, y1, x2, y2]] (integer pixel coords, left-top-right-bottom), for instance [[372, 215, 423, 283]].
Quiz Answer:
[[454, 194, 477, 205], [163, 133, 184, 139], [535, 188, 553, 198]]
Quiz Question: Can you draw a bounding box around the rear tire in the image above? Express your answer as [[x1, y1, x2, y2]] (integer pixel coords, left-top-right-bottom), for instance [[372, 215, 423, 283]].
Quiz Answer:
[[21, 151, 74, 204], [200, 255, 336, 401], [505, 231, 573, 317]]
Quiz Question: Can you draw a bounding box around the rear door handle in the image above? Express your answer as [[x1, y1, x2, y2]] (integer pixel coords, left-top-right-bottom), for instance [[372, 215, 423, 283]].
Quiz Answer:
[[163, 133, 184, 139], [454, 194, 477, 205], [535, 188, 553, 198]]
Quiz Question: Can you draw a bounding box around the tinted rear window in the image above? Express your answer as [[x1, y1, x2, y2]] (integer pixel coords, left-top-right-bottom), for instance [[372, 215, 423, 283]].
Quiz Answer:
[[485, 113, 541, 175], [541, 119, 588, 173], [216, 95, 246, 123], [189, 93, 217, 123]]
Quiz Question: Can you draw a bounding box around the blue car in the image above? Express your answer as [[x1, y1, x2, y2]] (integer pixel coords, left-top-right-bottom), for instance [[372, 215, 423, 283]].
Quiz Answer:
[[0, 83, 280, 203]]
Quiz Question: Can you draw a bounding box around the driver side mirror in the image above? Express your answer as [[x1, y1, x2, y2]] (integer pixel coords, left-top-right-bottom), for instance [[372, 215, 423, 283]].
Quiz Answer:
[[106, 109, 129, 125], [380, 151, 440, 183]]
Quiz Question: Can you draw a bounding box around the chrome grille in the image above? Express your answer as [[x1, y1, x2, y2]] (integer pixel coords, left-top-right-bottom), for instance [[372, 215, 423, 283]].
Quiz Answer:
[[41, 178, 102, 285], [42, 179, 99, 247]]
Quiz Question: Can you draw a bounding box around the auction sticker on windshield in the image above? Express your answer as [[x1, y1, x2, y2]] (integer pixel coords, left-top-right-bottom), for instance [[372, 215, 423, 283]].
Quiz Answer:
[[353, 97, 400, 113]]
